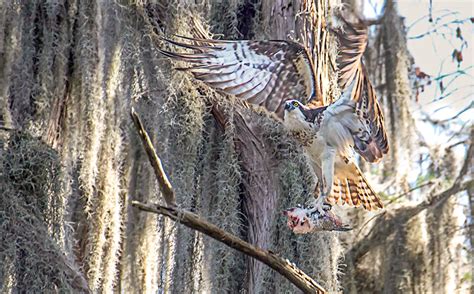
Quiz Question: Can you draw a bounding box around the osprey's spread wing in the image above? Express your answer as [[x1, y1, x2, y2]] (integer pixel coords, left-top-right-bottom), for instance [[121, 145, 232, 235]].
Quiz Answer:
[[334, 18, 389, 163], [333, 17, 368, 90], [159, 37, 318, 116]]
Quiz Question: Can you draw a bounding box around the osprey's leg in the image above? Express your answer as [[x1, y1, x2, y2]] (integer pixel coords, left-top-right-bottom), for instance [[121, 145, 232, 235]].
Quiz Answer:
[[311, 162, 322, 196], [321, 147, 336, 195], [309, 148, 335, 215]]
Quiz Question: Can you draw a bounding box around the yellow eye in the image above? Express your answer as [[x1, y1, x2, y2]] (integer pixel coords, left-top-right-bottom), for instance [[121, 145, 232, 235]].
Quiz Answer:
[[292, 101, 299, 107]]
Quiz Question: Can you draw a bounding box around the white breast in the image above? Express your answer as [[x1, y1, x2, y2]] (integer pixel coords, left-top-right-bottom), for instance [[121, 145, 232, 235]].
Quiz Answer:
[[318, 106, 355, 158], [283, 109, 310, 132], [305, 135, 326, 162]]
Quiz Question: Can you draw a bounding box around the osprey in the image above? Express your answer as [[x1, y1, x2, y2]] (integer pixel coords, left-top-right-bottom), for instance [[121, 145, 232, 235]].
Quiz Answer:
[[159, 18, 388, 220]]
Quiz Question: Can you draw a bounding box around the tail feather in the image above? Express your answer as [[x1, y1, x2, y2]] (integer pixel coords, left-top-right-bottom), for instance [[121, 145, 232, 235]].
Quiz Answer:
[[348, 179, 361, 207], [342, 179, 352, 206], [327, 160, 384, 211]]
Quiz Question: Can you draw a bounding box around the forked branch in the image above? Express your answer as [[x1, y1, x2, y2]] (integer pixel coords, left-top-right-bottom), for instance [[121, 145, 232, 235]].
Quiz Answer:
[[130, 109, 327, 294]]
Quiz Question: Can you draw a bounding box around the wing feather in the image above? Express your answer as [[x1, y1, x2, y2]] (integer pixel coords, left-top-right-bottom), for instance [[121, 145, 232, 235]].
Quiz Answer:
[[334, 17, 389, 162], [159, 37, 318, 117]]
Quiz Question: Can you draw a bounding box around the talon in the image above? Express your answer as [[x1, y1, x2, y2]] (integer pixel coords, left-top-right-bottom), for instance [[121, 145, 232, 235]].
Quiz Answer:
[[307, 195, 331, 216], [317, 207, 326, 216], [323, 202, 332, 212]]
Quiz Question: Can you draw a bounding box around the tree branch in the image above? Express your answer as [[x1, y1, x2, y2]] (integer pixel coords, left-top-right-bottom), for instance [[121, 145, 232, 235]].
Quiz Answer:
[[349, 178, 473, 263], [132, 201, 326, 293], [349, 127, 474, 262], [130, 108, 176, 207], [0, 125, 16, 131], [432, 65, 473, 82], [385, 180, 436, 205], [408, 17, 472, 39], [129, 109, 327, 294]]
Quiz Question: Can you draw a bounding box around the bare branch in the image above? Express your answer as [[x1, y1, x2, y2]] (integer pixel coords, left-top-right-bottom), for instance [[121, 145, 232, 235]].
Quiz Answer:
[[130, 109, 327, 294], [433, 65, 473, 82], [422, 101, 473, 126], [434, 84, 474, 103], [435, 101, 473, 123], [130, 108, 176, 207], [132, 201, 326, 293], [408, 17, 472, 39], [0, 125, 16, 131], [407, 10, 460, 32], [355, 211, 386, 239], [386, 180, 436, 205], [446, 140, 468, 150]]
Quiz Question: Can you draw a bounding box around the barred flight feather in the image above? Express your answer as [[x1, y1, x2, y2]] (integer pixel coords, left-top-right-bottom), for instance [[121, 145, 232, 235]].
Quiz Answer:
[[159, 37, 319, 117], [334, 16, 389, 163]]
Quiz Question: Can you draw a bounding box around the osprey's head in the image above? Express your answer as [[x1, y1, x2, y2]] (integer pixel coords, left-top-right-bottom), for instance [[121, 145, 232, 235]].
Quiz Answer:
[[284, 99, 303, 112], [283, 100, 308, 130]]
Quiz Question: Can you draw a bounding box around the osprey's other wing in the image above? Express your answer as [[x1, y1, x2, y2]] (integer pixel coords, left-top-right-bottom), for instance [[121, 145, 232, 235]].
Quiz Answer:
[[334, 18, 389, 163], [159, 37, 318, 116], [333, 17, 368, 90]]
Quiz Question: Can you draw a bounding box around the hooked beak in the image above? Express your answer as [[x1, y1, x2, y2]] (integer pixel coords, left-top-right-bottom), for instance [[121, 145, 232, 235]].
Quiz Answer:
[[284, 102, 295, 111]]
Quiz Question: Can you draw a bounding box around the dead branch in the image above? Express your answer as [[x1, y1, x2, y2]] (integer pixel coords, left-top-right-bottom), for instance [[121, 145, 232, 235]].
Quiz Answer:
[[132, 202, 326, 293], [130, 108, 176, 207], [130, 109, 327, 294]]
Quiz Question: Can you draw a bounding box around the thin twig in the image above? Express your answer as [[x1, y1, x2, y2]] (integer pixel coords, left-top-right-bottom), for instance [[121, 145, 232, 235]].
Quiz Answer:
[[355, 211, 386, 239], [407, 11, 460, 32], [446, 121, 469, 143], [0, 126, 16, 131], [386, 180, 436, 205], [130, 108, 327, 294], [432, 65, 474, 82], [446, 140, 468, 150], [408, 17, 472, 39], [436, 102, 473, 123]]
